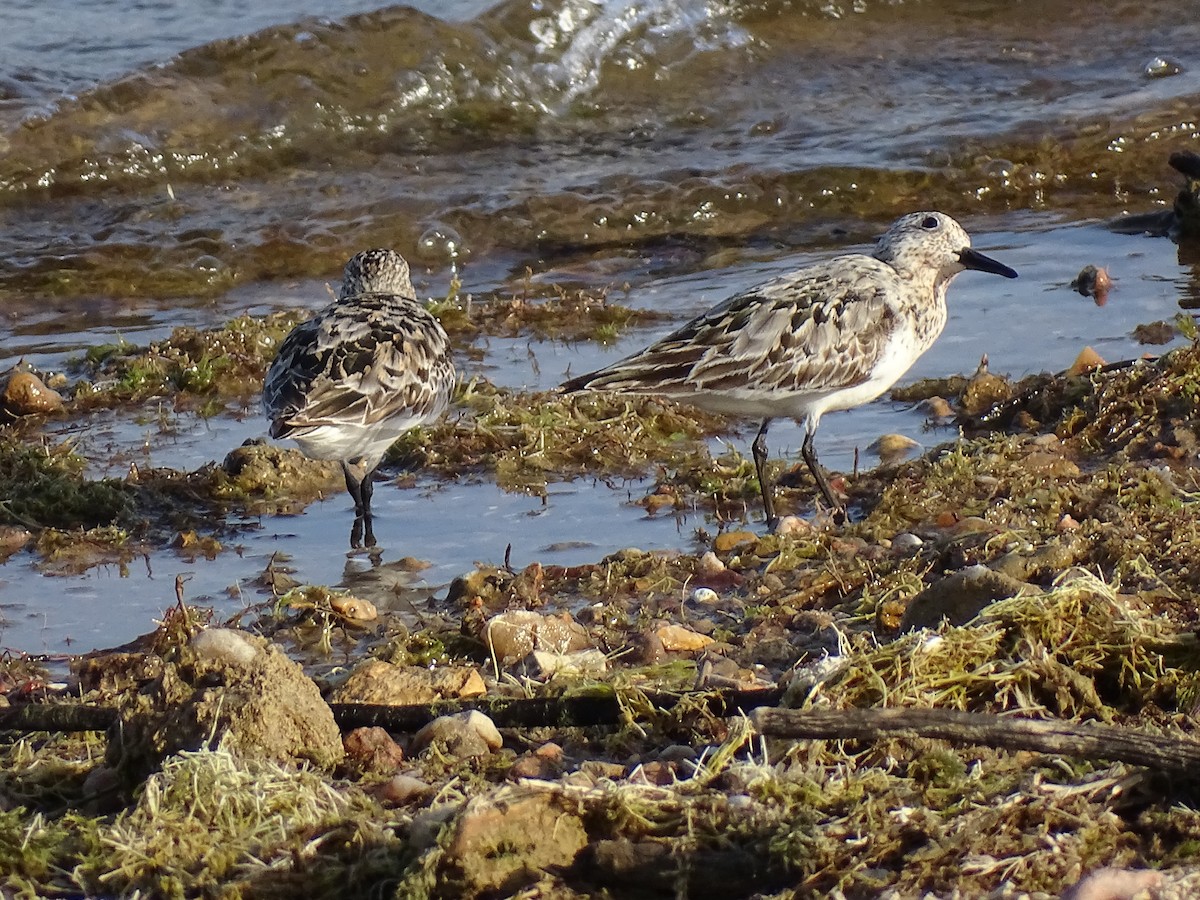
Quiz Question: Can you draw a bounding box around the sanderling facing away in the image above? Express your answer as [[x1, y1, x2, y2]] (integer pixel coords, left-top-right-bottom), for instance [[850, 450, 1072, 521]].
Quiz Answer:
[[263, 249, 456, 548], [561, 212, 1017, 526]]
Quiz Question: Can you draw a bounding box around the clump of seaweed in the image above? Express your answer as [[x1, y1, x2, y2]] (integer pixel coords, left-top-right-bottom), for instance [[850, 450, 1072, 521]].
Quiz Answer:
[[390, 380, 729, 492], [72, 310, 310, 410], [0, 436, 135, 530], [73, 747, 404, 898]]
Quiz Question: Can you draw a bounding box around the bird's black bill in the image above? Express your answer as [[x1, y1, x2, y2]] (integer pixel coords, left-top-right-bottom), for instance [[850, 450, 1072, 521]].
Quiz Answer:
[[959, 248, 1018, 279]]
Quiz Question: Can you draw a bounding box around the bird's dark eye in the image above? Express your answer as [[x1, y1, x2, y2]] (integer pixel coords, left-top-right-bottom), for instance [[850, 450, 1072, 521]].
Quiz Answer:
[[921, 215, 939, 230]]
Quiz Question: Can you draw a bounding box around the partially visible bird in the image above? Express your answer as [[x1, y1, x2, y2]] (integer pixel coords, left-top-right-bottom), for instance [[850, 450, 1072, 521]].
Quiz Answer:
[[263, 249, 456, 548], [561, 212, 1017, 526]]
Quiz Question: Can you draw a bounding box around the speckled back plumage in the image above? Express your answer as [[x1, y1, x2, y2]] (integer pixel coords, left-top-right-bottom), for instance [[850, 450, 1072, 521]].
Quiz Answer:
[[562, 212, 993, 426], [262, 249, 455, 471]]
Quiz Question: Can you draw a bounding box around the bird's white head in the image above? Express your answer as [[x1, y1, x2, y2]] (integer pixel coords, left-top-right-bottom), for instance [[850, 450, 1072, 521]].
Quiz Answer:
[[874, 212, 1018, 283], [339, 248, 415, 299]]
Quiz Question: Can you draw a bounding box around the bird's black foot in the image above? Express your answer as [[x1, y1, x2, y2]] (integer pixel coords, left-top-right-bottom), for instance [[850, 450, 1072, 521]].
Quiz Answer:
[[350, 513, 377, 550]]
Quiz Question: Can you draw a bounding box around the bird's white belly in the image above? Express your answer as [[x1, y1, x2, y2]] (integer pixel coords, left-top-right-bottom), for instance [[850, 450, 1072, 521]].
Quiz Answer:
[[288, 421, 409, 466], [682, 329, 928, 424]]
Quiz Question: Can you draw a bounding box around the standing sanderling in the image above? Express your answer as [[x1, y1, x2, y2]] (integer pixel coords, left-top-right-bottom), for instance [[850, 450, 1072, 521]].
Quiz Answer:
[[263, 249, 456, 548], [561, 212, 1017, 526]]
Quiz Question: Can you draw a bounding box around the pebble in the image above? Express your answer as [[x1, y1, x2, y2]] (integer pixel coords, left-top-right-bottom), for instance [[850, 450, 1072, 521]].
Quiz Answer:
[[485, 610, 590, 663], [378, 773, 434, 806], [411, 710, 502, 759], [890, 532, 924, 555], [1071, 264, 1112, 306], [1067, 346, 1106, 376], [342, 726, 405, 775], [1, 370, 65, 418], [656, 624, 714, 652], [190, 628, 261, 667]]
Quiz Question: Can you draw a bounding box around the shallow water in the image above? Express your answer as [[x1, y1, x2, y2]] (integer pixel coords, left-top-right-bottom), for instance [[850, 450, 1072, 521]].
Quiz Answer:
[[0, 0, 1198, 655]]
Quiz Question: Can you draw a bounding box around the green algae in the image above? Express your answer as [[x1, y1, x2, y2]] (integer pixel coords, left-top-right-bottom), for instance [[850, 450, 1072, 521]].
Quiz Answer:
[[0, 436, 135, 531]]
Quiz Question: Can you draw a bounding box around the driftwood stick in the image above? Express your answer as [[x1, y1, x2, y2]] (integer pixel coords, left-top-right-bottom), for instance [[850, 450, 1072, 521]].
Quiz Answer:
[[751, 706, 1200, 776], [330, 687, 784, 731], [0, 688, 784, 735], [0, 703, 117, 733]]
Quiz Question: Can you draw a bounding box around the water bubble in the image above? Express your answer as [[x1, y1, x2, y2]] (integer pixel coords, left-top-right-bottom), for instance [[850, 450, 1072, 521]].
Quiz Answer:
[[1144, 56, 1183, 78], [192, 255, 223, 272], [982, 158, 1016, 180], [416, 224, 468, 264]]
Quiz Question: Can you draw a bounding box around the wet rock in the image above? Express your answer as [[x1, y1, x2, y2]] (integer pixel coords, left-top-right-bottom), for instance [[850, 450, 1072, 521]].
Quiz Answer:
[[989, 533, 1089, 582], [328, 594, 378, 622], [1133, 320, 1176, 345], [1, 370, 64, 419], [484, 610, 590, 663], [0, 525, 32, 561], [108, 630, 343, 777], [656, 624, 714, 652], [1071, 265, 1113, 306], [442, 788, 588, 896], [635, 628, 667, 665], [713, 530, 757, 553], [921, 396, 954, 420], [960, 359, 1013, 416], [868, 433, 920, 466], [900, 565, 1039, 631], [411, 710, 502, 759], [1067, 346, 1106, 376], [343, 726, 405, 776], [216, 439, 342, 509], [1143, 55, 1183, 78], [329, 659, 486, 704]]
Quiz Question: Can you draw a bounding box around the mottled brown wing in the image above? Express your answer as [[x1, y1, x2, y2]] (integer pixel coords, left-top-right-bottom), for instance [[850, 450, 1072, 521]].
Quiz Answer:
[[264, 296, 454, 436], [562, 259, 899, 397]]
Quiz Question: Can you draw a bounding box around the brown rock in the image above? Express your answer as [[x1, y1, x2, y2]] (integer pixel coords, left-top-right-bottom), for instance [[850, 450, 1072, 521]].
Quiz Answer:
[[411, 710, 502, 759], [377, 773, 433, 806], [713, 530, 757, 553], [329, 594, 378, 622], [1, 370, 64, 418], [0, 525, 31, 560], [484, 610, 590, 663], [108, 631, 343, 777], [921, 396, 954, 419], [960, 370, 1013, 417], [868, 433, 920, 466], [329, 660, 486, 704], [1067, 346, 1106, 376], [900, 565, 1039, 631], [656, 624, 714, 652], [343, 726, 405, 776], [443, 788, 588, 895]]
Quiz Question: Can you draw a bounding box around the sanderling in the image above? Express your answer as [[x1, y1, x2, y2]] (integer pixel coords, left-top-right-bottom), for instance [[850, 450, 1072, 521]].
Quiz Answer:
[[561, 212, 1017, 526], [263, 249, 456, 548]]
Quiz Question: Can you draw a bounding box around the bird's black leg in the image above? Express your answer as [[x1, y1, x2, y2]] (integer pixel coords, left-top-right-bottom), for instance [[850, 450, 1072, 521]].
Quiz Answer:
[[358, 467, 377, 548], [751, 419, 777, 529], [343, 461, 379, 549], [342, 461, 366, 517], [801, 428, 845, 520]]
